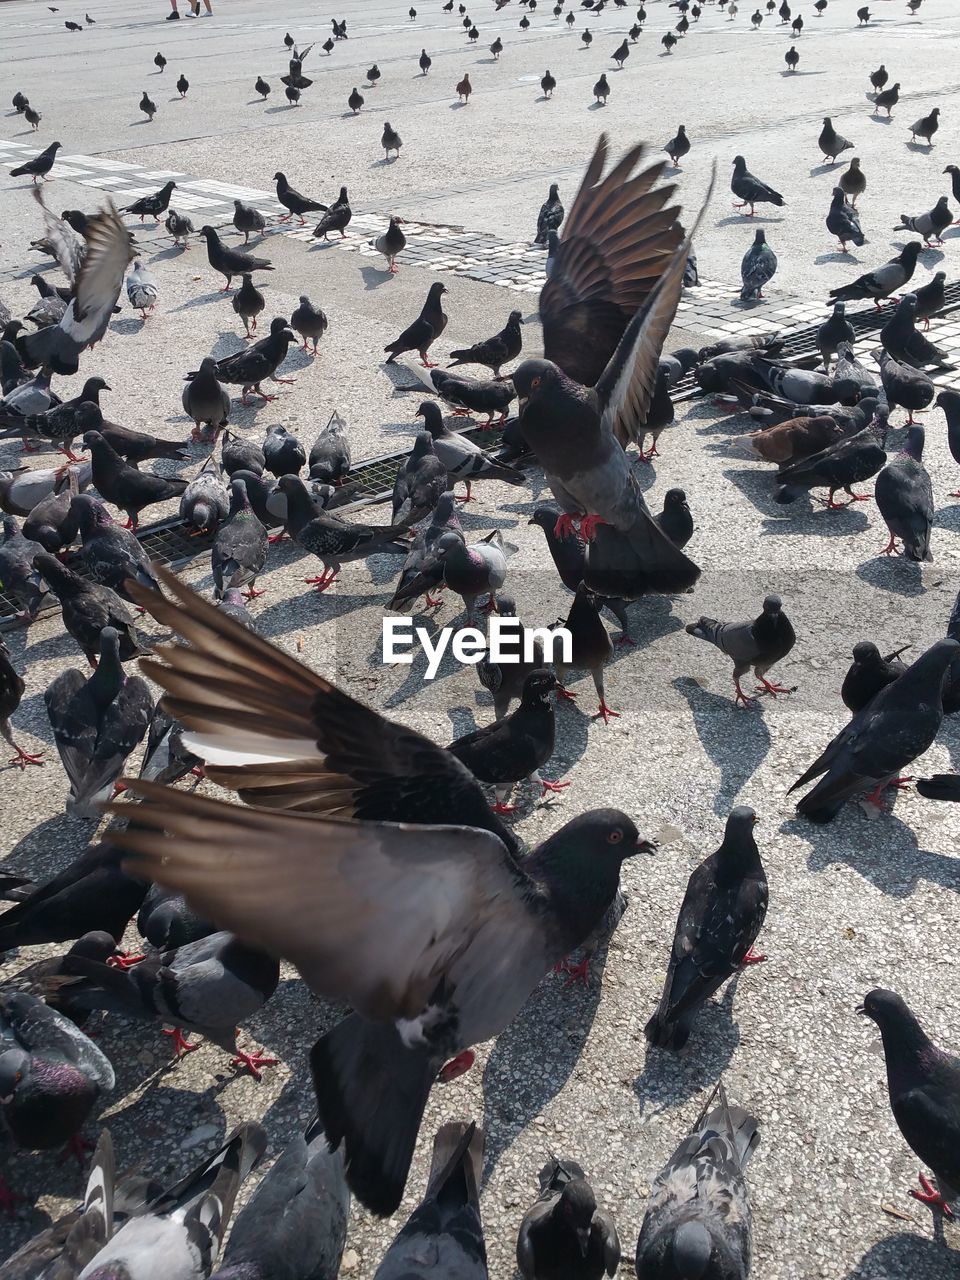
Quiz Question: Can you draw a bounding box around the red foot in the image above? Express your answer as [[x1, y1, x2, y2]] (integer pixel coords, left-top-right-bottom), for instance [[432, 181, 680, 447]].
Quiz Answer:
[[540, 779, 571, 796], [419, 358, 438, 368], [21, 440, 41, 454], [122, 516, 138, 531], [492, 799, 517, 815], [949, 491, 960, 499], [734, 679, 758, 709], [272, 377, 296, 385], [639, 442, 660, 461], [756, 677, 793, 697], [424, 590, 444, 608], [437, 1049, 475, 1082], [556, 685, 578, 702], [57, 448, 84, 463], [305, 572, 338, 592], [740, 946, 767, 967], [880, 536, 899, 556], [555, 955, 591, 986], [241, 586, 265, 600], [595, 699, 621, 723], [451, 407, 472, 417], [864, 776, 914, 810], [107, 952, 145, 970], [230, 1046, 278, 1082], [0, 1177, 24, 1213], [578, 514, 608, 541], [910, 1172, 954, 1217], [190, 765, 206, 780], [163, 1026, 199, 1058], [8, 746, 43, 769], [267, 531, 287, 544], [553, 513, 581, 540], [60, 1133, 95, 1168], [615, 634, 635, 648]]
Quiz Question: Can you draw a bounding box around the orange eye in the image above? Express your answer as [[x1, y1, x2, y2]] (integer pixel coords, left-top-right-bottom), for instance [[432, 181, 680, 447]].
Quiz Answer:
[[531, 376, 541, 389], [607, 830, 623, 844]]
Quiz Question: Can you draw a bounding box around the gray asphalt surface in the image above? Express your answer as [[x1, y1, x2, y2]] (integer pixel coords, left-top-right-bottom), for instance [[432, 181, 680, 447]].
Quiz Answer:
[[2, 0, 960, 1276]]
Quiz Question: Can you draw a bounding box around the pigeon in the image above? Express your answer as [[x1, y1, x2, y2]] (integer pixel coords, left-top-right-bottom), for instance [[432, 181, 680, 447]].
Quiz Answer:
[[449, 670, 566, 812], [232, 200, 266, 244], [222, 430, 265, 477], [841, 642, 910, 714], [430, 369, 515, 426], [541, 70, 556, 98], [897, 195, 952, 246], [136, 707, 204, 795], [154, 51, 166, 72], [653, 489, 693, 549], [11, 92, 28, 113], [448, 311, 524, 378], [416, 401, 525, 501], [872, 83, 900, 117], [285, 85, 302, 108], [373, 1123, 485, 1280], [880, 294, 949, 369], [1, 638, 41, 769], [176, 72, 189, 97], [279, 476, 409, 591], [381, 122, 403, 159], [790, 638, 960, 821], [139, 91, 157, 121], [744, 415, 842, 465], [255, 76, 271, 99], [552, 584, 617, 722], [593, 75, 610, 104], [82, 429, 187, 529], [828, 242, 922, 309], [456, 73, 472, 102], [33, 552, 145, 664], [475, 596, 547, 720], [0, 991, 114, 1160], [384, 282, 448, 365], [739, 229, 777, 301], [791, 13, 803, 33], [24, 278, 68, 329], [182, 356, 232, 438], [313, 187, 352, 240], [662, 31, 677, 51], [166, 208, 195, 246], [419, 49, 432, 74], [392, 432, 452, 525], [0, 518, 46, 626], [233, 273, 266, 339], [348, 87, 364, 114], [77, 1123, 268, 1278], [912, 271, 946, 330], [263, 424, 306, 478], [839, 157, 866, 207], [438, 529, 510, 617], [785, 44, 799, 71], [818, 302, 856, 368], [685, 594, 796, 707], [612, 39, 629, 67], [19, 103, 39, 130], [189, 317, 297, 405], [874, 425, 934, 560], [909, 108, 940, 146], [527, 506, 631, 639], [107, 566, 654, 1216], [945, 164, 960, 209], [858, 989, 960, 1216], [819, 118, 853, 162], [18, 470, 85, 553], [125, 259, 159, 318], [211, 1119, 349, 1280], [137, 876, 214, 950], [309, 411, 351, 484], [373, 216, 406, 273], [122, 180, 177, 222], [199, 226, 273, 291], [44, 626, 153, 818], [731, 156, 785, 214], [517, 1155, 620, 1279], [9, 140, 61, 183], [534, 186, 565, 249], [664, 125, 690, 167], [635, 1083, 759, 1280], [212, 479, 268, 600], [180, 459, 230, 534], [645, 808, 767, 1050], [387, 492, 463, 612], [274, 172, 325, 224], [874, 348, 934, 424], [1, 396, 102, 461], [290, 296, 328, 354], [70, 494, 161, 601], [870, 64, 888, 91], [858, 4, 870, 20], [826, 188, 865, 252], [775, 409, 887, 506]]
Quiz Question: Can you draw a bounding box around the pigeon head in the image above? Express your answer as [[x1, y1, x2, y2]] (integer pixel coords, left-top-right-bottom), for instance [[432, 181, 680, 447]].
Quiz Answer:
[[80, 376, 110, 400], [732, 155, 746, 171], [198, 226, 218, 240], [528, 504, 563, 531], [410, 431, 435, 459], [851, 641, 882, 666], [511, 357, 563, 406], [269, 316, 293, 337], [520, 669, 558, 706], [945, 165, 958, 176], [671, 1220, 714, 1279], [229, 478, 252, 511], [98, 626, 121, 664], [507, 309, 524, 326], [753, 229, 766, 245], [557, 1176, 596, 1256], [663, 488, 688, 508], [426, 282, 448, 302], [857, 988, 930, 1041], [0, 1048, 30, 1104], [902, 424, 925, 461], [548, 182, 560, 198], [70, 493, 112, 534], [80, 429, 106, 452], [761, 594, 782, 615], [902, 241, 923, 264], [415, 401, 444, 434], [70, 932, 120, 962]]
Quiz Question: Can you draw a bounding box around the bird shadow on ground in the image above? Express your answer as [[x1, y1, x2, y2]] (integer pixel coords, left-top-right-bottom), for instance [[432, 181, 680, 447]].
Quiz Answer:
[[815, 250, 861, 265], [618, 596, 684, 653], [148, 245, 189, 262], [855, 555, 925, 598], [780, 70, 826, 77], [784, 812, 960, 897], [721, 466, 781, 517], [935, 503, 960, 534], [370, 157, 399, 167], [359, 264, 392, 290], [810, 162, 846, 177], [843, 1233, 955, 1279], [588, 102, 607, 111], [1, 811, 96, 872], [673, 677, 772, 815], [450, 101, 469, 110], [906, 141, 936, 155], [714, 214, 786, 228], [172, 291, 230, 312], [111, 317, 146, 338], [868, 115, 893, 127], [265, 104, 298, 115], [762, 506, 870, 538], [479, 955, 608, 1184], [633, 981, 741, 1114]]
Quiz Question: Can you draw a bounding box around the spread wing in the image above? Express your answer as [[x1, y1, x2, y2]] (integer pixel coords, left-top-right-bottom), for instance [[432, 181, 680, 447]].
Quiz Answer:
[[540, 136, 682, 388], [31, 188, 85, 285]]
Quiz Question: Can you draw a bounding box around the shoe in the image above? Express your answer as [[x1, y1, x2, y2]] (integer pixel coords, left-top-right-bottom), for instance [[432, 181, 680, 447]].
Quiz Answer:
[[166, 9, 180, 16]]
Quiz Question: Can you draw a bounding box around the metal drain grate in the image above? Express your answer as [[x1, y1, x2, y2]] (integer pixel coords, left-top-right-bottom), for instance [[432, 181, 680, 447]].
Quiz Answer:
[[3, 284, 958, 629]]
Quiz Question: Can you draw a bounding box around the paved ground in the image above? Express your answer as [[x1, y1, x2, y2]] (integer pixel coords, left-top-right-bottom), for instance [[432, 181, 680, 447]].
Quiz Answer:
[[2, 0, 960, 1276]]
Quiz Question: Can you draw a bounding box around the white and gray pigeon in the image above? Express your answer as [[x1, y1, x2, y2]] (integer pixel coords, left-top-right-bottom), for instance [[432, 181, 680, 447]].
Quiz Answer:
[[373, 216, 406, 273], [180, 457, 230, 534], [166, 208, 195, 246], [375, 1122, 487, 1279], [308, 409, 351, 484], [43, 625, 154, 817], [210, 1119, 349, 1280], [211, 478, 268, 599], [739, 229, 777, 301], [517, 1154, 620, 1279], [686, 594, 796, 707], [416, 400, 526, 501], [897, 195, 952, 247], [635, 1083, 759, 1280], [77, 1123, 267, 1280], [126, 259, 159, 317]]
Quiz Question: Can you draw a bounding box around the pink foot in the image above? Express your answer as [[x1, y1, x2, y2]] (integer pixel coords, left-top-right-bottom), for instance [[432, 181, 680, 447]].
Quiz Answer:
[[267, 531, 287, 544], [437, 1049, 475, 1082], [734, 680, 758, 709], [305, 572, 338, 592], [756, 677, 794, 697], [555, 685, 578, 702], [60, 1133, 95, 1168], [163, 1027, 199, 1058], [578, 514, 608, 541], [241, 586, 265, 599], [555, 955, 591, 986], [492, 799, 517, 815], [8, 746, 43, 769], [540, 779, 571, 796], [595, 699, 621, 723], [107, 952, 145, 970], [230, 1046, 278, 1082], [424, 590, 444, 608], [910, 1172, 954, 1217], [553, 513, 580, 540], [740, 946, 767, 967]]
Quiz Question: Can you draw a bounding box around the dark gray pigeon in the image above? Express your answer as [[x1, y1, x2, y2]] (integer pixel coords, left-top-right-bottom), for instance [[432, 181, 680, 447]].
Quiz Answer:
[[739, 230, 776, 301], [880, 295, 950, 370], [685, 594, 796, 707], [635, 1083, 759, 1280], [0, 515, 46, 623], [263, 423, 306, 478], [645, 808, 767, 1051], [233, 274, 265, 340], [789, 638, 960, 822], [447, 310, 524, 378], [388, 491, 464, 611], [222, 429, 265, 477], [841, 641, 909, 715], [210, 1119, 349, 1280], [279, 475, 409, 591], [535, 184, 564, 245], [478, 595, 546, 720], [829, 242, 922, 308], [429, 368, 515, 427], [180, 458, 230, 534], [825, 187, 865, 253], [416, 400, 525, 500], [859, 989, 960, 1217], [374, 1122, 486, 1279], [874, 348, 935, 424], [818, 117, 854, 162], [392, 431, 452, 524], [817, 302, 856, 370], [517, 1154, 619, 1279], [212, 478, 268, 600], [82, 429, 187, 530], [1, 638, 42, 769], [309, 410, 351, 484], [44, 626, 154, 817], [33, 552, 145, 665], [232, 200, 266, 244], [199, 226, 273, 291], [731, 156, 784, 215], [874, 425, 934, 560], [897, 195, 951, 247], [290, 296, 328, 356], [833, 343, 876, 404], [70, 493, 162, 601]]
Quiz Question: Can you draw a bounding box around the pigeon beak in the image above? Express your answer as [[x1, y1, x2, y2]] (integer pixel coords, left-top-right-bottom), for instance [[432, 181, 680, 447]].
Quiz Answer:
[[636, 837, 658, 857], [855, 1004, 867, 1016]]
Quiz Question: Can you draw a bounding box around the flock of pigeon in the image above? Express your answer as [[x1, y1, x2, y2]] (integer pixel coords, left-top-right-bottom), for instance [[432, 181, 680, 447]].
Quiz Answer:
[[1, 0, 960, 1277]]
